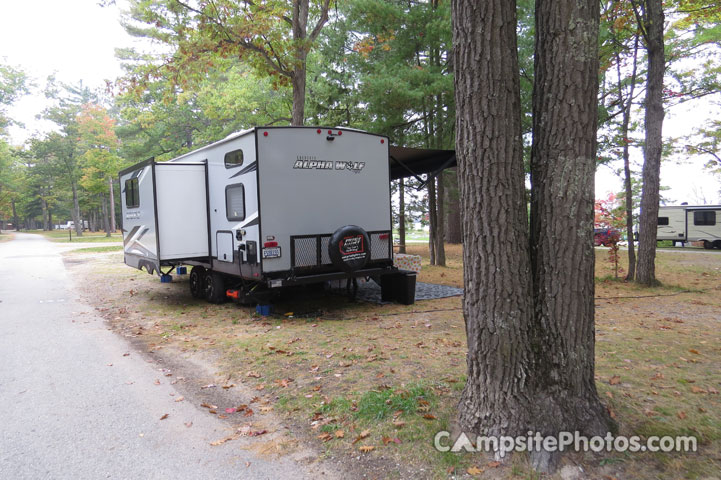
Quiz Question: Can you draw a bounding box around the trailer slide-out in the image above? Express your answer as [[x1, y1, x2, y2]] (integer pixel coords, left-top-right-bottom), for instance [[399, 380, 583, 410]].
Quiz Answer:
[[119, 126, 416, 305], [656, 205, 721, 249]]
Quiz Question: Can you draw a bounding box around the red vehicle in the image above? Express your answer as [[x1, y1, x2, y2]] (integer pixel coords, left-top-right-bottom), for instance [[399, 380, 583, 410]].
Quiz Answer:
[[594, 228, 621, 247]]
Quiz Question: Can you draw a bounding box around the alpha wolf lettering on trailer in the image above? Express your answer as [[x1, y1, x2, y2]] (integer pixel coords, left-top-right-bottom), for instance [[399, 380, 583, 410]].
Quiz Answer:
[[293, 156, 366, 173]]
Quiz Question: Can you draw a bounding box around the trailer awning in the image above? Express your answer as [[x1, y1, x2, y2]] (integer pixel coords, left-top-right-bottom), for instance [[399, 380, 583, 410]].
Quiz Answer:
[[388, 146, 456, 181]]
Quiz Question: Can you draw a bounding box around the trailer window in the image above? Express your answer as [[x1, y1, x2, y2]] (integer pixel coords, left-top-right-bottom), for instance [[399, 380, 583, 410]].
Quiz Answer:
[[225, 184, 245, 221], [125, 178, 140, 208], [658, 217, 669, 226], [224, 149, 244, 168], [694, 211, 716, 226]]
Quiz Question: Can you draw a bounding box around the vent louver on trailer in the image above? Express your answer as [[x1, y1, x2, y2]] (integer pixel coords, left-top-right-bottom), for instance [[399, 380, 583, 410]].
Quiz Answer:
[[291, 231, 391, 269]]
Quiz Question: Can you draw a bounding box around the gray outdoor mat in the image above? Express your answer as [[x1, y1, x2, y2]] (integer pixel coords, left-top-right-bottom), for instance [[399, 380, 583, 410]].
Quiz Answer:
[[331, 280, 463, 304]]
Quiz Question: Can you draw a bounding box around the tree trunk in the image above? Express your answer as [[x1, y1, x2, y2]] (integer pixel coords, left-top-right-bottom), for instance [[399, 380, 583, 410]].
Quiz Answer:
[[428, 177, 437, 265], [436, 174, 446, 266], [41, 198, 49, 231], [445, 169, 462, 243], [102, 193, 111, 237], [290, 0, 310, 126], [635, 0, 665, 286], [398, 177, 406, 254], [71, 182, 82, 236], [529, 1, 614, 465], [12, 200, 19, 231], [108, 176, 116, 233], [619, 37, 640, 281], [452, 0, 536, 443]]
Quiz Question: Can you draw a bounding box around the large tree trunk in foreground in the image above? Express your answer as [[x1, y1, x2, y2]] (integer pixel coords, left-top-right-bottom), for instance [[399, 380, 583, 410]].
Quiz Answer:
[[452, 0, 614, 471], [452, 0, 535, 440], [634, 0, 665, 286], [529, 0, 614, 462]]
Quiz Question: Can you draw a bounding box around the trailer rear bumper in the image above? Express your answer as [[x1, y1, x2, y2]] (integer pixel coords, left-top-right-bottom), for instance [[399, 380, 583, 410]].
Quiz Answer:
[[265, 266, 396, 288]]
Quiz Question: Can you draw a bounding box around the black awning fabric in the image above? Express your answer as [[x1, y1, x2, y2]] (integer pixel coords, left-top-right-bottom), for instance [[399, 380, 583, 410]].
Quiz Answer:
[[388, 146, 456, 181]]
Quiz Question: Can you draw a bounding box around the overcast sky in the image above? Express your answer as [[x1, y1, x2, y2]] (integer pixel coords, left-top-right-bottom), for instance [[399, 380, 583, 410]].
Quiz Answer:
[[1, 0, 719, 204]]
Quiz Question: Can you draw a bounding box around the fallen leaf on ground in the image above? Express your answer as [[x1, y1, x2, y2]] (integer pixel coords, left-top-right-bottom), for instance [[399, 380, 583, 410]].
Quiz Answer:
[[382, 436, 401, 445], [318, 432, 332, 442], [467, 466, 483, 475], [335, 430, 345, 438], [677, 411, 687, 419], [422, 414, 437, 420], [689, 349, 700, 355], [609, 375, 621, 385], [200, 403, 218, 410], [160, 413, 169, 420], [247, 371, 261, 378], [174, 396, 184, 402], [691, 386, 705, 394], [392, 420, 406, 428], [488, 461, 501, 468], [359, 445, 375, 453], [352, 429, 371, 444], [210, 434, 239, 446], [184, 422, 193, 427]]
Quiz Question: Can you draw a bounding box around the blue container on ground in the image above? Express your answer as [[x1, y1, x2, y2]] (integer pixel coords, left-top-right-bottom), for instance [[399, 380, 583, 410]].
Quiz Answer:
[[160, 274, 173, 283], [176, 266, 187, 275], [256, 304, 272, 316]]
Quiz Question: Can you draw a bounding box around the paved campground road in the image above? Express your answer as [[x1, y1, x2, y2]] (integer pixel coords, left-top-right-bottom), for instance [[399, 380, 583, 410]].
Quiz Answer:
[[0, 233, 324, 479]]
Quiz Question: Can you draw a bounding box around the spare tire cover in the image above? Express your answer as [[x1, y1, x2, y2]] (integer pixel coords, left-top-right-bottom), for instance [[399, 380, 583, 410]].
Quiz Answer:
[[328, 225, 371, 273]]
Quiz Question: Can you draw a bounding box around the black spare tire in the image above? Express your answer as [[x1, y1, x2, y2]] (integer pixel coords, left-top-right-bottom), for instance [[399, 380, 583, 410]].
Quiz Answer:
[[328, 225, 371, 273]]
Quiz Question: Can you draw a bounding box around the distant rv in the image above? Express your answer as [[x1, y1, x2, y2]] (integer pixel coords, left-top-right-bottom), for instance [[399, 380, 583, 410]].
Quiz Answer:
[[656, 205, 721, 249]]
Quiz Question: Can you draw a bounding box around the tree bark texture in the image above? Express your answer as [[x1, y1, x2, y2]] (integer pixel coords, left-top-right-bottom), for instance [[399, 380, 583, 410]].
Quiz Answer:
[[634, 0, 665, 286], [529, 0, 613, 438], [452, 0, 536, 438]]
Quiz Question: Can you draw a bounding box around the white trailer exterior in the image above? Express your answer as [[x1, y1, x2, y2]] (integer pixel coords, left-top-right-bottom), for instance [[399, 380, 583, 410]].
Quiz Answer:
[[119, 126, 415, 304], [657, 205, 721, 249]]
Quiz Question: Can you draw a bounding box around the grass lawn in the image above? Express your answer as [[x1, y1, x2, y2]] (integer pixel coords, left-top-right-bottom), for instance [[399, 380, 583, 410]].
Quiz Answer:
[[67, 245, 721, 479], [35, 230, 123, 243]]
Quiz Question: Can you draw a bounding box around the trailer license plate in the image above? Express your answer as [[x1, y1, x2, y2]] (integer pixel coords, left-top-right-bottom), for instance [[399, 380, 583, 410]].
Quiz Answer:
[[262, 247, 281, 259]]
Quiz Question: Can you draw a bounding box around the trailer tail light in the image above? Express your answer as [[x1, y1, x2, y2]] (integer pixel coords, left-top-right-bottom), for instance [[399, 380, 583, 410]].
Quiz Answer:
[[380, 139, 385, 144], [264, 241, 278, 248], [337, 130, 342, 136], [328, 129, 332, 135], [263, 131, 268, 137], [379, 233, 389, 240], [317, 129, 321, 134]]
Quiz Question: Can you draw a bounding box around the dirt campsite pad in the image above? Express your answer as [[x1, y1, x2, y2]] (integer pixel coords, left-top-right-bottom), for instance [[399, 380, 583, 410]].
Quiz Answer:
[[64, 243, 721, 478]]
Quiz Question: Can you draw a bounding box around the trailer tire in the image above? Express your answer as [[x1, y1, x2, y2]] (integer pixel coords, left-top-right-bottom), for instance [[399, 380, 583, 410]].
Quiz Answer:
[[204, 271, 226, 304], [713, 240, 721, 250], [328, 225, 371, 273], [703, 240, 713, 250], [189, 266, 206, 299]]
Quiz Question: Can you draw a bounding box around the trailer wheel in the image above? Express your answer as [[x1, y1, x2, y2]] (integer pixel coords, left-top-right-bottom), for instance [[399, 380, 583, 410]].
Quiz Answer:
[[703, 240, 713, 250], [713, 240, 721, 250], [189, 266, 206, 299], [328, 225, 371, 273], [204, 271, 226, 304]]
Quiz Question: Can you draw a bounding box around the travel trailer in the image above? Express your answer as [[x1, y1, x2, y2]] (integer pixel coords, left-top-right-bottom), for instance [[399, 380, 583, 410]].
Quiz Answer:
[[119, 126, 418, 304], [657, 205, 721, 249]]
